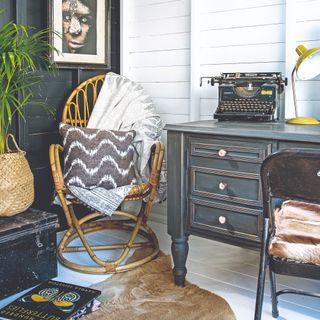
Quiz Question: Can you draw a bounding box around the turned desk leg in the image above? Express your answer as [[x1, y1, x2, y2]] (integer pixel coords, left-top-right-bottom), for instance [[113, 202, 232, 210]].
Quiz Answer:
[[171, 236, 189, 286]]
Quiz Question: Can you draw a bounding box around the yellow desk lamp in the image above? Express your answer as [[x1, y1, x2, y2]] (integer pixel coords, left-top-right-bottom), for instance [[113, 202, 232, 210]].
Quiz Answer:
[[287, 45, 320, 124]]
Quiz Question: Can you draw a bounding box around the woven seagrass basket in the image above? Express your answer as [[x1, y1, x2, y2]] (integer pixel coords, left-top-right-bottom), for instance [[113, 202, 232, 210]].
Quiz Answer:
[[0, 134, 34, 217]]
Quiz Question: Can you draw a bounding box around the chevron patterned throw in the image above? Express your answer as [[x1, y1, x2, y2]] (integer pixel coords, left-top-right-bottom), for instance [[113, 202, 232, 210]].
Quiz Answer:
[[59, 123, 137, 190]]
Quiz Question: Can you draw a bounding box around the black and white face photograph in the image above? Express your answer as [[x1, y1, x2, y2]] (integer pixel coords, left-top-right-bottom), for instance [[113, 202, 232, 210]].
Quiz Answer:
[[62, 0, 97, 55], [50, 0, 110, 67]]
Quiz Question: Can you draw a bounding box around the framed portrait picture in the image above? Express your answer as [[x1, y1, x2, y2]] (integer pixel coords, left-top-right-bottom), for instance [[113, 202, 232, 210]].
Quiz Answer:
[[49, 0, 111, 68]]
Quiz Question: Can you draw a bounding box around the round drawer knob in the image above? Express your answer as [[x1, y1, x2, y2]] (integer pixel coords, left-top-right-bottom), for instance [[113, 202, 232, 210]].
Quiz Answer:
[[219, 216, 226, 224], [218, 182, 227, 190], [317, 171, 320, 177], [218, 149, 227, 157]]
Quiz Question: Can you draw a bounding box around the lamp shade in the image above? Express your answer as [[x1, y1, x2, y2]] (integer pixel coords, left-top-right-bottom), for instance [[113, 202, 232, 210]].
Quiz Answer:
[[287, 45, 320, 124], [295, 45, 320, 80]]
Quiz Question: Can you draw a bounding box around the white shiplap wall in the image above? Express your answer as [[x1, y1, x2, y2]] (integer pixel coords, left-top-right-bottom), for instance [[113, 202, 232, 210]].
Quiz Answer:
[[126, 0, 191, 128], [123, 0, 320, 222]]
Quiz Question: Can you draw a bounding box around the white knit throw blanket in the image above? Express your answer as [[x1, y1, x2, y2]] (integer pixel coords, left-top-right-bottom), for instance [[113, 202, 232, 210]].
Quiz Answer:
[[67, 72, 166, 216], [87, 72, 163, 182]]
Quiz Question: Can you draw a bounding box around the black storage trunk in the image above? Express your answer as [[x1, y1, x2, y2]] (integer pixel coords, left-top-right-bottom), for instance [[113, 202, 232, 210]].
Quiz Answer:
[[0, 208, 59, 300]]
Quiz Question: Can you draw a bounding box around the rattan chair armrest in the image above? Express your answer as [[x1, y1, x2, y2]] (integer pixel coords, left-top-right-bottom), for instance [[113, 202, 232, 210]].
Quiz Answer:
[[49, 144, 65, 192], [148, 142, 165, 190]]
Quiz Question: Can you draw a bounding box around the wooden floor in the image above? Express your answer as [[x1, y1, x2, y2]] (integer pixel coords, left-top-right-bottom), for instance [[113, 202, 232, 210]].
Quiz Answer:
[[1, 220, 319, 320]]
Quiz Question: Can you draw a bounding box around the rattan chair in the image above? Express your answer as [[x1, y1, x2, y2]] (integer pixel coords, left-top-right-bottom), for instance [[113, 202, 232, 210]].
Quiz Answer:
[[49, 74, 165, 274], [254, 149, 320, 319]]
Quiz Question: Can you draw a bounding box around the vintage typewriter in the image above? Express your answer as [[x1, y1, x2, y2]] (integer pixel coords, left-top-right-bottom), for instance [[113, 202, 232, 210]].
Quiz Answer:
[[201, 72, 287, 122]]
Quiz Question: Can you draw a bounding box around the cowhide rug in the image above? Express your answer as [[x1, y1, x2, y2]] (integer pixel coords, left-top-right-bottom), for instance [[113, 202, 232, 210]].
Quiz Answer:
[[88, 251, 236, 320]]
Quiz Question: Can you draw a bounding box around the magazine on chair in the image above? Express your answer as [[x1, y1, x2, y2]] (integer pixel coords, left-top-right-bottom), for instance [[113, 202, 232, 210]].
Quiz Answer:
[[0, 280, 101, 320]]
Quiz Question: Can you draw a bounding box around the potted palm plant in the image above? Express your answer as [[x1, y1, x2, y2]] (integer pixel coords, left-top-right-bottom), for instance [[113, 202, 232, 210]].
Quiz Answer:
[[0, 19, 58, 216], [0, 21, 58, 154]]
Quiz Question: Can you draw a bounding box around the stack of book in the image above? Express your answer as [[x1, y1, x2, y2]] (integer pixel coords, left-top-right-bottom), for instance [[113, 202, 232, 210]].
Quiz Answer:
[[0, 280, 101, 320]]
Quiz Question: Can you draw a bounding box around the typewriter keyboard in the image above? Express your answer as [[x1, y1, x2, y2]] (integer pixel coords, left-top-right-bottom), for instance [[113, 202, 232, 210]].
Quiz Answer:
[[218, 99, 274, 114]]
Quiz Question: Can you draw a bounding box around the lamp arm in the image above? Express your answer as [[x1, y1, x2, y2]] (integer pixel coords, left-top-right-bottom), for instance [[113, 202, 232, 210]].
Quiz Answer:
[[291, 66, 299, 118]]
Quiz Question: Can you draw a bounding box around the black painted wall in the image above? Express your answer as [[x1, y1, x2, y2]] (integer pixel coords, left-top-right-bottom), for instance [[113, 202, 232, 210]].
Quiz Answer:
[[0, 0, 120, 226]]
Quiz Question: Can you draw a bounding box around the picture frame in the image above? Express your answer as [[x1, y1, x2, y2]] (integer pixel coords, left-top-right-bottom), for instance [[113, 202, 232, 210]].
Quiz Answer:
[[49, 0, 111, 69]]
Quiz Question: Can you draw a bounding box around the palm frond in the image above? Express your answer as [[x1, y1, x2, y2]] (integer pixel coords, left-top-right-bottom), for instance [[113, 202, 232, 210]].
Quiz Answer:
[[0, 19, 59, 154]]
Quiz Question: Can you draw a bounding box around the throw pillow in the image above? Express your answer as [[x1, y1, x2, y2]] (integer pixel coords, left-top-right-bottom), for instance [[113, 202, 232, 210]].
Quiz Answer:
[[59, 123, 137, 190]]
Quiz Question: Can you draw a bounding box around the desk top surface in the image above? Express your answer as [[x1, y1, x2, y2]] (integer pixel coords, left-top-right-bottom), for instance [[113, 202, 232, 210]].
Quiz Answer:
[[164, 120, 320, 143]]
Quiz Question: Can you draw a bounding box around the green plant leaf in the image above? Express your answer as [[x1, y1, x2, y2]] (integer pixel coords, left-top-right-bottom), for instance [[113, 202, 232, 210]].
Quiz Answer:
[[0, 18, 60, 155], [4, 99, 12, 124]]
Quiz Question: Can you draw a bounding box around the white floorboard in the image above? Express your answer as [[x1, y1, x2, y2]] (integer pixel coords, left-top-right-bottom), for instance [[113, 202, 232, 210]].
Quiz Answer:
[[1, 221, 319, 320], [149, 221, 320, 320]]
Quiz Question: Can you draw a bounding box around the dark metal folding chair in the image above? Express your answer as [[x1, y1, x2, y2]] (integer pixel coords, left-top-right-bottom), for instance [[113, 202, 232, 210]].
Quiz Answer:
[[254, 149, 320, 319]]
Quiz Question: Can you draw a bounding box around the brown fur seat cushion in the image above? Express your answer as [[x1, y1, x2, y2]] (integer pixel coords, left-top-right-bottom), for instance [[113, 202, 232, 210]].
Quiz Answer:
[[269, 200, 320, 265]]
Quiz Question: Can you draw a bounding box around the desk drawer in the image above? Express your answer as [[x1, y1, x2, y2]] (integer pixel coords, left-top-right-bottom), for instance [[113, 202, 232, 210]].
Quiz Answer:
[[189, 198, 262, 242], [189, 137, 272, 174], [190, 166, 261, 206], [278, 141, 320, 151]]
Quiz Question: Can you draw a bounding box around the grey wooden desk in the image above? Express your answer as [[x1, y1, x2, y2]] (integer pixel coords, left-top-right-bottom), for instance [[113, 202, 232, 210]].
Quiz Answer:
[[165, 120, 320, 286]]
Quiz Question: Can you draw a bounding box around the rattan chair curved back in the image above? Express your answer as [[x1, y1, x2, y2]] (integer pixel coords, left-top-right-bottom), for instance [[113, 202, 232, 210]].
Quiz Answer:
[[62, 74, 104, 127], [49, 74, 165, 274]]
